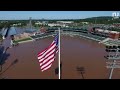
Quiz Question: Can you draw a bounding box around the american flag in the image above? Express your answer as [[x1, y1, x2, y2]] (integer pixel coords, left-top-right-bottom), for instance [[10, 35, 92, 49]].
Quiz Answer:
[[37, 34, 58, 72]]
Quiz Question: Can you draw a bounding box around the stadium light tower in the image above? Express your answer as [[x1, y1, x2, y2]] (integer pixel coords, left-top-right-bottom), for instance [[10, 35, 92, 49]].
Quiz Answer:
[[105, 45, 120, 79], [29, 17, 32, 31]]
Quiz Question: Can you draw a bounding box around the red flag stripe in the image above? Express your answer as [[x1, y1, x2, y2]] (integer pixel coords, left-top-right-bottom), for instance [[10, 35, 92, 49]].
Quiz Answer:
[[37, 41, 55, 56], [39, 49, 56, 63], [41, 57, 55, 70], [41, 63, 52, 72], [38, 41, 56, 58], [38, 45, 56, 60], [40, 54, 55, 66], [38, 47, 48, 56], [38, 46, 56, 61]]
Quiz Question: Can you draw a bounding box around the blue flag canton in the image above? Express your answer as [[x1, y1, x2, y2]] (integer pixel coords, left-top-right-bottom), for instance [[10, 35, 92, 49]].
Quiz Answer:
[[54, 34, 59, 46]]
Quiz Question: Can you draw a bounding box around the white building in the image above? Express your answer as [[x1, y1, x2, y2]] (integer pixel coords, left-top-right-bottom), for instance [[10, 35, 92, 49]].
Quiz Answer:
[[48, 23, 69, 27], [48, 23, 59, 27], [57, 21, 74, 24], [12, 23, 21, 26], [81, 22, 89, 24], [35, 21, 43, 25]]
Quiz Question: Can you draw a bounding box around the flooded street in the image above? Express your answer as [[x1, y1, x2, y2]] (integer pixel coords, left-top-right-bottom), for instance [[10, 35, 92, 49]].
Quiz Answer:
[[0, 35, 120, 79]]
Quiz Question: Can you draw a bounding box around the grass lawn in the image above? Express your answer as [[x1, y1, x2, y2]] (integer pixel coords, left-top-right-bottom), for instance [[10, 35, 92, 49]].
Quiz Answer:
[[13, 37, 32, 43]]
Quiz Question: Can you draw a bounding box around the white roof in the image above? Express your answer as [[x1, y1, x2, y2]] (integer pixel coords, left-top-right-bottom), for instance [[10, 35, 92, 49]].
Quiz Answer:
[[96, 29, 104, 32], [1, 28, 8, 36], [110, 31, 119, 34], [104, 30, 110, 33], [7, 27, 17, 36]]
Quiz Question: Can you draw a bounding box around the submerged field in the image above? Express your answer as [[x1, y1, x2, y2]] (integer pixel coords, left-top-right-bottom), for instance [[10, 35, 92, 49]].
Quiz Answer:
[[0, 35, 120, 79]]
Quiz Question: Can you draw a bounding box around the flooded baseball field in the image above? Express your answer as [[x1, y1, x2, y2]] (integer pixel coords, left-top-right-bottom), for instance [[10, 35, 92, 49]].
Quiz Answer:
[[0, 35, 120, 79]]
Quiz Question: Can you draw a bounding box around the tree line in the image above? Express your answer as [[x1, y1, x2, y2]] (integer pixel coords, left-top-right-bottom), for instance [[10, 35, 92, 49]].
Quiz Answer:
[[0, 16, 120, 29]]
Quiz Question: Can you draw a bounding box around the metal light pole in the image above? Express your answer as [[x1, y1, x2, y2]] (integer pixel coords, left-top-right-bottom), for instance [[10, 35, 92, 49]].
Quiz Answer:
[[109, 60, 116, 79], [109, 47, 119, 79], [105, 45, 120, 79]]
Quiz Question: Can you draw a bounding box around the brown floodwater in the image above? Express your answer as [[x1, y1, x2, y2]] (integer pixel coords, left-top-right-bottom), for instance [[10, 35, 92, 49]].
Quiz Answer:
[[0, 35, 120, 79]]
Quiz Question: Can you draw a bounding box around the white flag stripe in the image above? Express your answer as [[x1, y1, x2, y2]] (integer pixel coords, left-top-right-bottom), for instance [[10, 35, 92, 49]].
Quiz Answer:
[[42, 54, 54, 65], [41, 58, 54, 69], [56, 48, 58, 53], [39, 58, 44, 62], [40, 57, 54, 69], [40, 54, 54, 66], [39, 41, 54, 56], [43, 49, 55, 59], [38, 42, 54, 58], [38, 42, 56, 59], [38, 47, 55, 60], [39, 43, 55, 59], [38, 49, 55, 63], [41, 64, 52, 72], [38, 49, 47, 56]]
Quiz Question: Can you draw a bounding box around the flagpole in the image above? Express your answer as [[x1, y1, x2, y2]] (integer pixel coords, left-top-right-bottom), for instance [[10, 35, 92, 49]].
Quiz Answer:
[[58, 27, 61, 79]]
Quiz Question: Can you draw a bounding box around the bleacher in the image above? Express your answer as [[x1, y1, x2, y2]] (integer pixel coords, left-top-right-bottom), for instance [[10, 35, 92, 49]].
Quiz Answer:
[[61, 31, 105, 41], [102, 39, 120, 46], [30, 32, 56, 40]]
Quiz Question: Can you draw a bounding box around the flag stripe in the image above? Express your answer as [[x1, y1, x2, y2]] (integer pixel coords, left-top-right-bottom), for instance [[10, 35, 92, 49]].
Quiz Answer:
[[40, 54, 55, 66], [41, 64, 52, 72], [38, 48, 48, 56], [38, 41, 55, 57], [56, 47, 58, 53], [39, 49, 55, 63], [38, 41, 56, 58], [42, 48, 55, 60], [41, 58, 54, 69], [38, 45, 56, 60]]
